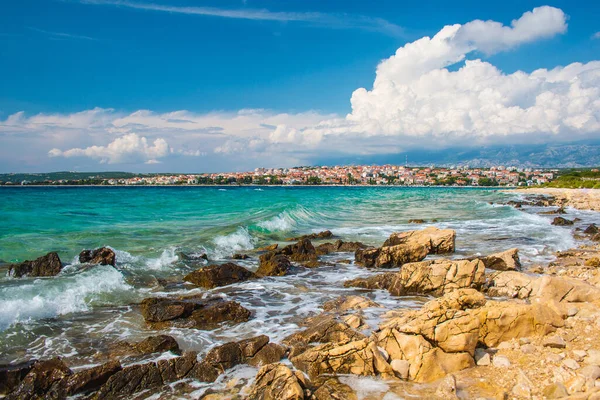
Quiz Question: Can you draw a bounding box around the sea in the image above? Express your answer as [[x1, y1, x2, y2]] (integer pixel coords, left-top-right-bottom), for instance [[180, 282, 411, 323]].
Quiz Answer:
[[1, 186, 598, 397]]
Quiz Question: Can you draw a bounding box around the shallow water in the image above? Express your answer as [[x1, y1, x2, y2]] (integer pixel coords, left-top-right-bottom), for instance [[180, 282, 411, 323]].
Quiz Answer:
[[0, 186, 597, 396]]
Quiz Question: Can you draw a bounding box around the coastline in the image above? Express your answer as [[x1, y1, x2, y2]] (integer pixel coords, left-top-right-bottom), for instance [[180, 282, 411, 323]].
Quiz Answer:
[[515, 187, 600, 211]]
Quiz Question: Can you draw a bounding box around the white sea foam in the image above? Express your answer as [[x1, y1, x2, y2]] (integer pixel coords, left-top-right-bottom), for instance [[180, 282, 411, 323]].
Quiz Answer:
[[0, 265, 132, 331], [145, 247, 179, 270], [339, 376, 390, 400], [212, 228, 255, 258]]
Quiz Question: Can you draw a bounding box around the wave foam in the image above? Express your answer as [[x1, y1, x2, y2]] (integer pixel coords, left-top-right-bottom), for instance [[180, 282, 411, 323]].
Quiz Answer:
[[0, 265, 133, 331], [212, 228, 255, 258], [145, 248, 179, 271]]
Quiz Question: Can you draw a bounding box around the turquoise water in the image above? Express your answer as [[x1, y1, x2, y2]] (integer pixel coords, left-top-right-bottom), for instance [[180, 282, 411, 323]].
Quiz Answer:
[[0, 186, 587, 387]]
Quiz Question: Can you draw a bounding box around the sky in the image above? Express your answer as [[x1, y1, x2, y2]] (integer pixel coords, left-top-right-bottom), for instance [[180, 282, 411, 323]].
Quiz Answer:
[[0, 0, 599, 172]]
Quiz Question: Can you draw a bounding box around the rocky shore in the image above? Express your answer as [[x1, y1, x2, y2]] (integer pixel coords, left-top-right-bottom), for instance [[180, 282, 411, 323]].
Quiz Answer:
[[515, 188, 600, 212], [3, 193, 600, 399]]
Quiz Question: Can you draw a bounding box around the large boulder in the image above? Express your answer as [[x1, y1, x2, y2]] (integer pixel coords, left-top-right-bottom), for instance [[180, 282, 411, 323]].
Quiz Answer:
[[8, 252, 62, 278], [133, 335, 180, 355], [188, 301, 251, 330], [184, 262, 256, 288], [345, 259, 485, 297], [140, 297, 196, 323], [322, 295, 380, 312], [247, 363, 308, 400], [484, 271, 537, 299], [279, 239, 317, 262], [257, 252, 293, 277], [205, 335, 285, 372], [480, 248, 521, 271], [79, 247, 116, 266], [383, 227, 456, 254], [355, 242, 429, 269]]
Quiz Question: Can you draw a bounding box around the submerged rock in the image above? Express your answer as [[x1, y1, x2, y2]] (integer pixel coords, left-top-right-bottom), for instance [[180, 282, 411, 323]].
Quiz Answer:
[[8, 252, 62, 278], [79, 247, 116, 266], [480, 248, 521, 271], [584, 223, 599, 235], [184, 262, 256, 288]]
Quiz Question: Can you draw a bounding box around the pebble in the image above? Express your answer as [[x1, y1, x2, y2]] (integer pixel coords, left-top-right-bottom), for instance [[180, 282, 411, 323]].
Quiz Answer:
[[497, 341, 512, 350], [543, 335, 567, 349], [572, 350, 587, 360], [492, 355, 511, 368], [579, 365, 600, 380], [586, 350, 600, 365], [563, 358, 580, 370], [567, 307, 579, 317], [476, 352, 491, 366], [547, 354, 564, 363], [542, 382, 569, 399], [521, 344, 536, 354]]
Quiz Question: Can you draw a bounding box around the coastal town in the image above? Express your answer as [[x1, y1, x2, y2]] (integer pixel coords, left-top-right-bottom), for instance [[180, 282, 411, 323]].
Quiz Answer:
[[3, 165, 558, 186]]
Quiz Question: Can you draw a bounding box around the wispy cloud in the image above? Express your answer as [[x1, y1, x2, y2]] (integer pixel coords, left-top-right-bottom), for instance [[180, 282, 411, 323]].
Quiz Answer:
[[78, 0, 404, 37], [27, 27, 98, 41], [593, 31, 600, 39]]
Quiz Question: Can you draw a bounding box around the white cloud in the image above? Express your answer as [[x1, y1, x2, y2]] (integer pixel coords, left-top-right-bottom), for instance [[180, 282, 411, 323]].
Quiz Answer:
[[593, 32, 600, 40], [2, 6, 599, 171], [49, 133, 171, 164]]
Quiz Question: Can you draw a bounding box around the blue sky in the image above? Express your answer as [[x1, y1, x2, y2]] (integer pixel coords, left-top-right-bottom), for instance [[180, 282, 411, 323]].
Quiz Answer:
[[0, 1, 599, 172]]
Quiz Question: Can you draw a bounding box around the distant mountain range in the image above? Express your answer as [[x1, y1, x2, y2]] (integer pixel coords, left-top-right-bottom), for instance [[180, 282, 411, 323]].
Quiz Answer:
[[313, 141, 600, 168]]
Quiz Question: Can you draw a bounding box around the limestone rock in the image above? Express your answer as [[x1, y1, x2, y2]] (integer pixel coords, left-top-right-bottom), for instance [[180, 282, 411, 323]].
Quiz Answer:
[[79, 247, 116, 266], [480, 248, 521, 271], [383, 227, 456, 254], [6, 358, 72, 400], [189, 300, 251, 329], [0, 360, 36, 395], [312, 377, 358, 400], [346, 259, 485, 297], [543, 335, 567, 349], [62, 360, 122, 396], [322, 295, 380, 312], [287, 230, 333, 241], [183, 263, 256, 288], [542, 382, 569, 398], [133, 335, 180, 355], [484, 271, 537, 299], [247, 363, 307, 400], [8, 252, 63, 278], [355, 242, 428, 269], [279, 239, 317, 262]]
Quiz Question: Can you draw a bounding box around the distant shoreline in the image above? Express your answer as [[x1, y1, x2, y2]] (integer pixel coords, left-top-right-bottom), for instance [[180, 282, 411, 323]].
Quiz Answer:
[[0, 184, 515, 189]]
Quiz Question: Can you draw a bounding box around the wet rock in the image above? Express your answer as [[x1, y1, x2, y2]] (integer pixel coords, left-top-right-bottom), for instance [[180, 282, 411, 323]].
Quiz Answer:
[[257, 252, 293, 277], [79, 247, 116, 266], [584, 224, 599, 235], [256, 243, 278, 252], [480, 248, 521, 271], [189, 300, 251, 329], [93, 363, 163, 399], [134, 335, 180, 355], [0, 360, 36, 395], [247, 363, 307, 400], [140, 297, 196, 323], [6, 358, 72, 400], [355, 242, 429, 269], [287, 230, 333, 241], [322, 295, 380, 312], [279, 239, 317, 263], [205, 335, 284, 373], [346, 259, 485, 296], [62, 360, 122, 396], [383, 227, 456, 254], [408, 219, 426, 224], [315, 240, 367, 255], [539, 207, 566, 215], [184, 262, 256, 288], [156, 351, 198, 382], [312, 377, 358, 400], [283, 315, 366, 358], [8, 252, 62, 278], [552, 216, 574, 226], [141, 296, 251, 329]]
